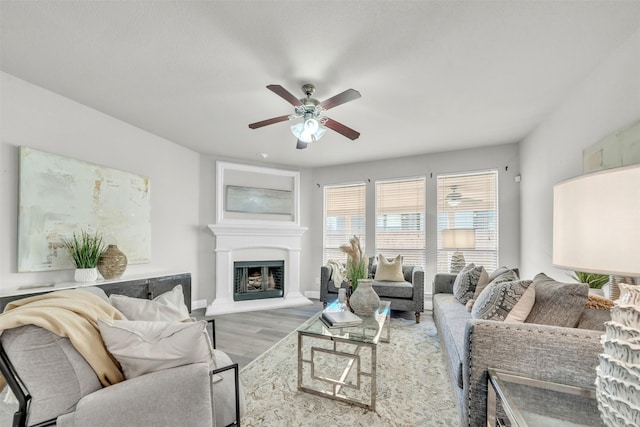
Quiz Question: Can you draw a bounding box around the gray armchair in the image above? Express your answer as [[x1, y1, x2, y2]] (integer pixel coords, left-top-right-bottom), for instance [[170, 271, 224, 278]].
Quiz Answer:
[[0, 287, 240, 427], [320, 256, 424, 322]]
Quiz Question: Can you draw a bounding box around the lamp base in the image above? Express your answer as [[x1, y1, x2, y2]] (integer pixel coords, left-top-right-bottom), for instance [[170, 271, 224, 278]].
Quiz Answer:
[[450, 251, 466, 274]]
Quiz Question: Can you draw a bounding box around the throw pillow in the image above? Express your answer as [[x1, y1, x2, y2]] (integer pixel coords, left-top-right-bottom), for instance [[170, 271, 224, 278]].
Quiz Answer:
[[585, 293, 615, 310], [524, 273, 589, 327], [109, 285, 191, 322], [471, 279, 534, 321], [453, 263, 486, 305], [488, 266, 520, 282], [374, 254, 404, 282], [467, 268, 517, 311], [98, 320, 215, 379]]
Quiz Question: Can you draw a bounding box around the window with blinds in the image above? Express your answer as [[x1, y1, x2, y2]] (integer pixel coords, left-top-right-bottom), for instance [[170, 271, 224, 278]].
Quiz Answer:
[[323, 183, 366, 264], [436, 171, 498, 273], [375, 177, 426, 266]]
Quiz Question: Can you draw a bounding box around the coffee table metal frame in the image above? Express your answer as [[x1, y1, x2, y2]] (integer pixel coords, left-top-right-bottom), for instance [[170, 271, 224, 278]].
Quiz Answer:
[[297, 301, 391, 411]]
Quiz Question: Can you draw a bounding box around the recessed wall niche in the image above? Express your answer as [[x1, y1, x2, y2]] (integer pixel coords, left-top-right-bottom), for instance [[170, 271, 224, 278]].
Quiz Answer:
[[215, 161, 300, 226]]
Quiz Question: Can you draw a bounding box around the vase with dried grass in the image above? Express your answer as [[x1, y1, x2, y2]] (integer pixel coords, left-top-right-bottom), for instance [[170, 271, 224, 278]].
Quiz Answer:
[[339, 235, 368, 292]]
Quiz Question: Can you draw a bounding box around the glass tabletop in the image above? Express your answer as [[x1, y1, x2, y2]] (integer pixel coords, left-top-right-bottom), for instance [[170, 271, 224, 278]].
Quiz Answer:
[[297, 300, 390, 345], [488, 369, 605, 427]]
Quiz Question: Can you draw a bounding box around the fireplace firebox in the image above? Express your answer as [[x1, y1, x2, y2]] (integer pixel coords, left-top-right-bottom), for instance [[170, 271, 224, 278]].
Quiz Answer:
[[234, 260, 284, 301]]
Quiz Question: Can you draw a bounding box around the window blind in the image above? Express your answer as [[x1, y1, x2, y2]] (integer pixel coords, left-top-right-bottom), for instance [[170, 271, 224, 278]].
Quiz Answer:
[[375, 177, 426, 266], [323, 182, 366, 264], [436, 171, 498, 273]]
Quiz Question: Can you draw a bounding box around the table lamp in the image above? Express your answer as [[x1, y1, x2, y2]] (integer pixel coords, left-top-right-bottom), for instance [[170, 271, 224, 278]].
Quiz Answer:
[[442, 229, 476, 273], [553, 164, 640, 427]]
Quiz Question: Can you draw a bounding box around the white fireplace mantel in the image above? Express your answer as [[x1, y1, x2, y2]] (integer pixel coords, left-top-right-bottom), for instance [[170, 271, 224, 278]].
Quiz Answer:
[[206, 223, 312, 315]]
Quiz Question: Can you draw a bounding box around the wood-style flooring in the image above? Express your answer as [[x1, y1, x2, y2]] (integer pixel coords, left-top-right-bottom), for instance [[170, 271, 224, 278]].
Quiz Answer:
[[193, 300, 426, 369], [192, 300, 323, 369]]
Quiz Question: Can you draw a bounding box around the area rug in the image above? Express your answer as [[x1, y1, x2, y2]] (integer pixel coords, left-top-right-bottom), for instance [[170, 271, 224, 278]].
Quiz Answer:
[[240, 316, 459, 426]]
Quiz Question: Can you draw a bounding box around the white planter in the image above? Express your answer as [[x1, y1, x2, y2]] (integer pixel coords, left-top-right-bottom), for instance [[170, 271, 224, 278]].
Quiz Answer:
[[74, 267, 98, 283]]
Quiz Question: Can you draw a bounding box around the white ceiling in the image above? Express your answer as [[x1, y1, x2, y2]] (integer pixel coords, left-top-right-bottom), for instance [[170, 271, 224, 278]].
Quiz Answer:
[[2, 1, 640, 168]]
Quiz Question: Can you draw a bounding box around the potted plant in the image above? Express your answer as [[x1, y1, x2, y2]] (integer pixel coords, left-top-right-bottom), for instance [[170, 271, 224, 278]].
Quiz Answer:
[[572, 271, 610, 297], [62, 230, 106, 282]]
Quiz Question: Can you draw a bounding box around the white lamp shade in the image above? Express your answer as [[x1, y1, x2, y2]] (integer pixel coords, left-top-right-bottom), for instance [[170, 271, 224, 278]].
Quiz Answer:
[[442, 229, 476, 250], [553, 164, 640, 277]]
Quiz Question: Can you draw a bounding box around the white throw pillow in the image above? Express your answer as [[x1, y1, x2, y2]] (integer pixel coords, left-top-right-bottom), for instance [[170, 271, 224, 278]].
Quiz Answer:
[[109, 285, 190, 322], [374, 254, 404, 282], [98, 320, 215, 379]]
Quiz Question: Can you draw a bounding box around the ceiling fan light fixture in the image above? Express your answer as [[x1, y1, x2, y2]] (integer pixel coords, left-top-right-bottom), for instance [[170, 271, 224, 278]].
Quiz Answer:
[[290, 118, 325, 143]]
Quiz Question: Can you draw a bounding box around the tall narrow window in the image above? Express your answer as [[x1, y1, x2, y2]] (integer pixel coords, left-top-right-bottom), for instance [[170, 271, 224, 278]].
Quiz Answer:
[[375, 177, 426, 266], [323, 183, 366, 264], [437, 171, 498, 273]]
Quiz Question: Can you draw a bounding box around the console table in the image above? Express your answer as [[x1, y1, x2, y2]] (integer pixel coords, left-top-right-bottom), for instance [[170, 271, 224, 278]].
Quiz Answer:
[[0, 272, 192, 312]]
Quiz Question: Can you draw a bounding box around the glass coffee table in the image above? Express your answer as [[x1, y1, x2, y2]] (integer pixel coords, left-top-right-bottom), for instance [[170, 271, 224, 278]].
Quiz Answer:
[[487, 369, 605, 427], [297, 301, 390, 410]]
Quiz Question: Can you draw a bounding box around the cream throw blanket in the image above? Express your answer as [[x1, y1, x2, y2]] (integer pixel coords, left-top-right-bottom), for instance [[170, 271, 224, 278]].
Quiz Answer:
[[327, 259, 347, 285], [0, 289, 126, 392]]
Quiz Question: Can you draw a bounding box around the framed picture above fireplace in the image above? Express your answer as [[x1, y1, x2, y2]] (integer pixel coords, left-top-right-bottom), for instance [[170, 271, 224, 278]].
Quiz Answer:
[[226, 185, 292, 215], [216, 161, 300, 225]]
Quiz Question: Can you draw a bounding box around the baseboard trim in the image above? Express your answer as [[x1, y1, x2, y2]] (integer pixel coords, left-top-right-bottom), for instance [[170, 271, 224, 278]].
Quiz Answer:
[[305, 291, 320, 300]]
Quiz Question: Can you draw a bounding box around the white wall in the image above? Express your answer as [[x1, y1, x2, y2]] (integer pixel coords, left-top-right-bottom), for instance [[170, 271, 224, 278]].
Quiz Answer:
[[519, 28, 640, 279], [0, 73, 202, 299], [308, 143, 521, 293]]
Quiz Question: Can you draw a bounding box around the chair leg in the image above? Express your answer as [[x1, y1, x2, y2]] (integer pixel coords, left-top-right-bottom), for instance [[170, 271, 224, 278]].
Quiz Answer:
[[415, 312, 421, 323], [211, 363, 240, 427]]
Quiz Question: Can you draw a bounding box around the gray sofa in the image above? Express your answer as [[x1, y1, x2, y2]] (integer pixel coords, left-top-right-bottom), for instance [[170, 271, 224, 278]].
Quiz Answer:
[[432, 273, 609, 427], [0, 287, 239, 427], [320, 256, 424, 322]]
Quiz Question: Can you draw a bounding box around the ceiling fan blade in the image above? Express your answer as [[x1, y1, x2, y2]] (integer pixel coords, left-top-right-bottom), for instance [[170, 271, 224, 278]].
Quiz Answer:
[[296, 139, 308, 150], [319, 89, 361, 110], [267, 84, 303, 107], [248, 115, 291, 129], [324, 118, 360, 140]]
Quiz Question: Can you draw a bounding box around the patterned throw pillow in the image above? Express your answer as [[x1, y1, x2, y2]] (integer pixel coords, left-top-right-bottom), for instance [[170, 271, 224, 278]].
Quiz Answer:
[[466, 268, 519, 311], [453, 264, 488, 305], [471, 279, 534, 321]]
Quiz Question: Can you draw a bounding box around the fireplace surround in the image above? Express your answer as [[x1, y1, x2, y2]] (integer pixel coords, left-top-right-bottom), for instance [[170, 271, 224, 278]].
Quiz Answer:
[[206, 223, 311, 315]]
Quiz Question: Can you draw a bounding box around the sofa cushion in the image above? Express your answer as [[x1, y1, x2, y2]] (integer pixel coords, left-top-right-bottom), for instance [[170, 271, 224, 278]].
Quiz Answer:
[[374, 254, 404, 281], [453, 264, 487, 305], [525, 273, 589, 327], [109, 285, 190, 322], [576, 307, 611, 331], [471, 279, 534, 322], [1, 325, 102, 425], [98, 320, 215, 379], [372, 280, 414, 299]]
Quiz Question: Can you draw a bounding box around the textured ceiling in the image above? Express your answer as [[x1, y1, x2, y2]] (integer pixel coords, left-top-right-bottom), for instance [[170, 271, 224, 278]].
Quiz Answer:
[[2, 1, 640, 168]]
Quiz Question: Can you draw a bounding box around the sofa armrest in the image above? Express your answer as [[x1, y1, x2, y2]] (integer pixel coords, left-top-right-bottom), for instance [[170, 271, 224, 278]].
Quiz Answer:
[[462, 319, 603, 427], [57, 363, 213, 427], [433, 273, 457, 294], [411, 266, 424, 295]]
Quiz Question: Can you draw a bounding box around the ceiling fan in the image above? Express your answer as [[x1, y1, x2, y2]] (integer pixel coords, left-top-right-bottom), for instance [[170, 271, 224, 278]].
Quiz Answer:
[[248, 84, 361, 150]]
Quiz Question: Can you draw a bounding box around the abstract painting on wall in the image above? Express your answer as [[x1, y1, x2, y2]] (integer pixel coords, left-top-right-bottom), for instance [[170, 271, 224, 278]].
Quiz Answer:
[[18, 146, 151, 272]]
